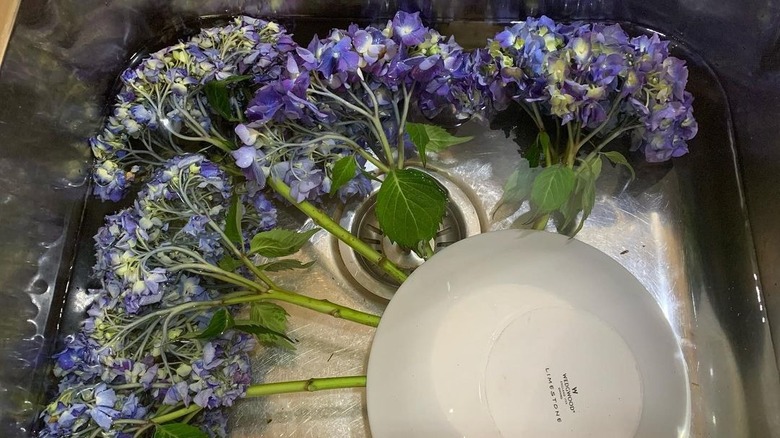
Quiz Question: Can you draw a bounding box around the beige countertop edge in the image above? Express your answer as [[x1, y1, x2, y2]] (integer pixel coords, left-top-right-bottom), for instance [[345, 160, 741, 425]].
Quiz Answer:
[[0, 0, 21, 69]]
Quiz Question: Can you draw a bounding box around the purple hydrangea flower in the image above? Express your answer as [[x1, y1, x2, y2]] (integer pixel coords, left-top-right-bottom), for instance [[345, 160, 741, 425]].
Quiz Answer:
[[183, 215, 209, 236], [235, 124, 259, 146], [89, 384, 120, 430], [53, 334, 102, 382], [90, 17, 295, 202], [246, 55, 332, 125], [195, 409, 229, 438], [338, 173, 373, 203], [231, 144, 268, 189], [92, 161, 137, 202], [119, 394, 148, 420], [271, 159, 331, 203], [163, 381, 192, 406], [124, 267, 167, 314], [245, 191, 278, 231], [317, 35, 360, 77], [39, 402, 89, 437], [477, 16, 697, 162], [392, 11, 427, 46], [187, 333, 254, 409]]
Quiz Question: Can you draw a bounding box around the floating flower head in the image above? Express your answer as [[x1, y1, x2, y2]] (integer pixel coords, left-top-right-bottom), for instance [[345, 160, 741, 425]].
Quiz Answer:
[[89, 17, 295, 202], [478, 16, 697, 162], [91, 155, 232, 316], [247, 10, 479, 126]]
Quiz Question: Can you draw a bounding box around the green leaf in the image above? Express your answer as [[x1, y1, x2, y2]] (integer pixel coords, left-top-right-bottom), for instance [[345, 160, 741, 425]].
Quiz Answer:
[[492, 159, 540, 220], [330, 155, 358, 194], [234, 322, 294, 342], [558, 156, 603, 235], [217, 256, 244, 272], [574, 156, 602, 234], [155, 423, 208, 438], [249, 228, 320, 258], [511, 209, 541, 229], [601, 151, 636, 180], [257, 259, 315, 272], [406, 123, 474, 166], [248, 302, 295, 349], [184, 308, 234, 340], [375, 169, 448, 248], [224, 195, 243, 244], [250, 302, 289, 331], [587, 154, 604, 179], [204, 81, 238, 122], [530, 165, 576, 213]]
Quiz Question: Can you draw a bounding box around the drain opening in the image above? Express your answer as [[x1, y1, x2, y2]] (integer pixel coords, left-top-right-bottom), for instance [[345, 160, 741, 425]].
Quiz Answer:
[[336, 170, 482, 300]]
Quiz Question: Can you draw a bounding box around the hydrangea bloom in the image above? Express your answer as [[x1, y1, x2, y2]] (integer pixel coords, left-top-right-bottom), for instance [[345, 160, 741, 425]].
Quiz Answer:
[[240, 11, 481, 204], [41, 330, 253, 437], [194, 408, 229, 438], [42, 155, 259, 437], [89, 16, 295, 201], [91, 156, 229, 317], [478, 16, 697, 162], [271, 158, 332, 203]]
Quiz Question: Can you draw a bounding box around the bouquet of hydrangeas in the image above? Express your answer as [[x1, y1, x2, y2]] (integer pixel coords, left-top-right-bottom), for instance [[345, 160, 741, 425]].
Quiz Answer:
[[478, 17, 697, 234], [39, 12, 697, 438]]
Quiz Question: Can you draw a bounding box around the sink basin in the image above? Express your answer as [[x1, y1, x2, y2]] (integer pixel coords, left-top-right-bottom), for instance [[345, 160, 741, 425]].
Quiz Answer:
[[1, 2, 779, 437]]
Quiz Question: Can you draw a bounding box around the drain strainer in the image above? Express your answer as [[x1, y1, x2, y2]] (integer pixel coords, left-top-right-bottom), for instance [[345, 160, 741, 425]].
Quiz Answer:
[[336, 169, 482, 300]]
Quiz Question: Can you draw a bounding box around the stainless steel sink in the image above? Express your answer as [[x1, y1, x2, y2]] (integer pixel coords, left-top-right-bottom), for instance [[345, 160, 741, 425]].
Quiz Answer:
[[2, 1, 780, 437]]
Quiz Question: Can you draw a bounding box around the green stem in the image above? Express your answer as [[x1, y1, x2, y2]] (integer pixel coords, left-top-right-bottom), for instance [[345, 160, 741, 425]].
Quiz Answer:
[[298, 133, 390, 173], [267, 177, 408, 284], [245, 375, 366, 397], [133, 424, 154, 438], [181, 408, 201, 424], [528, 102, 554, 167], [582, 124, 643, 163], [542, 133, 553, 167], [124, 282, 378, 339], [206, 220, 278, 289], [268, 290, 380, 327], [531, 103, 546, 133], [358, 80, 395, 169], [151, 404, 201, 424], [222, 290, 381, 327], [519, 101, 544, 132], [396, 83, 414, 169], [565, 123, 577, 168], [113, 419, 148, 425], [310, 81, 394, 168], [115, 289, 379, 350], [576, 99, 622, 150], [168, 263, 263, 291], [206, 289, 380, 327], [375, 119, 395, 169], [152, 376, 366, 425]]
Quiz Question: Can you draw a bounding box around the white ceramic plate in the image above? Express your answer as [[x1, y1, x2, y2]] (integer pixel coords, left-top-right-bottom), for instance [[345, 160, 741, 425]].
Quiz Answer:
[[367, 230, 690, 438]]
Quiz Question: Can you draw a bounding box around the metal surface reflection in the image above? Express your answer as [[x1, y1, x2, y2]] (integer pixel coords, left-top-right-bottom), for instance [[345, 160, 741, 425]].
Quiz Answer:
[[1, 1, 779, 437]]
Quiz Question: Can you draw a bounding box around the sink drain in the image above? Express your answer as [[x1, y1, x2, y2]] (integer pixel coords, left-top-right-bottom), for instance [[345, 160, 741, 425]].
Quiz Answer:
[[336, 169, 482, 300]]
